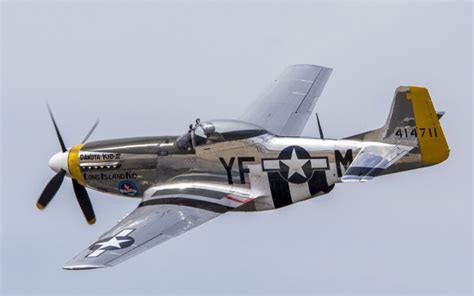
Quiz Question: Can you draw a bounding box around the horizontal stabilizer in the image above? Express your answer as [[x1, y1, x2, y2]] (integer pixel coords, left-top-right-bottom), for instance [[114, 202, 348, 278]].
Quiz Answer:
[[342, 144, 413, 182]]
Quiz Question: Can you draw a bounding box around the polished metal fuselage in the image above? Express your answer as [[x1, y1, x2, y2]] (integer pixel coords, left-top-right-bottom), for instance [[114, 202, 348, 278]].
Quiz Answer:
[[79, 133, 421, 211]]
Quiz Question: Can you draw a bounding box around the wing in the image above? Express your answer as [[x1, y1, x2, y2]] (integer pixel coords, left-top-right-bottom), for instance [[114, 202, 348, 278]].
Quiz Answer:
[[341, 144, 414, 182], [63, 184, 253, 270], [240, 64, 332, 136]]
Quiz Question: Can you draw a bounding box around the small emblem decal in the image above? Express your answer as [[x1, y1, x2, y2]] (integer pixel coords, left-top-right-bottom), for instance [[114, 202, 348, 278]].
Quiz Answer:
[[87, 229, 135, 257], [117, 179, 139, 196]]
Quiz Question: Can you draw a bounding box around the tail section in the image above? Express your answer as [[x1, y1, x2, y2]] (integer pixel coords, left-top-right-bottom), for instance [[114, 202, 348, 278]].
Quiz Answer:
[[347, 86, 449, 166]]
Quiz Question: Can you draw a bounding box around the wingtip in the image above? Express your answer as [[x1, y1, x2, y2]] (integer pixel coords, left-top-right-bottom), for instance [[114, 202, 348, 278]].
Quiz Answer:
[[62, 264, 107, 271], [36, 203, 45, 210], [87, 218, 96, 225]]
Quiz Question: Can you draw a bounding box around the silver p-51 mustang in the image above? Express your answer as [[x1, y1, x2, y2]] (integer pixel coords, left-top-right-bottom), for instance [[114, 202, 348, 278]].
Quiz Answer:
[[37, 65, 449, 270]]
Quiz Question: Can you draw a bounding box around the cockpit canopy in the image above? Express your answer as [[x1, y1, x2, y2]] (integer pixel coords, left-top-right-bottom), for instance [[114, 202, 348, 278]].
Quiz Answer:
[[199, 120, 268, 142], [177, 119, 268, 150]]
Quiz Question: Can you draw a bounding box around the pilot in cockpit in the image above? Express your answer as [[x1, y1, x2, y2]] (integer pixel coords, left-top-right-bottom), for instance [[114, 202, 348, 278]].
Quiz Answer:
[[177, 119, 267, 151]]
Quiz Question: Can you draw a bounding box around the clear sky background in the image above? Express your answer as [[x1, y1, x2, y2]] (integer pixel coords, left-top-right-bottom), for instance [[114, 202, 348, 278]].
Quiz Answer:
[[1, 1, 472, 295]]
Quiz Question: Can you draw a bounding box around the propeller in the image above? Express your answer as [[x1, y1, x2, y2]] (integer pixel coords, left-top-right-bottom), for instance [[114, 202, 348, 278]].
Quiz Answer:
[[47, 104, 67, 152], [37, 104, 99, 225], [37, 169, 66, 209]]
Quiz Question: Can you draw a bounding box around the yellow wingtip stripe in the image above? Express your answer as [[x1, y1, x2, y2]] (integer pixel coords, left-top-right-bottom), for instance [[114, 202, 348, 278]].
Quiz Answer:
[[36, 203, 44, 210], [88, 218, 96, 225]]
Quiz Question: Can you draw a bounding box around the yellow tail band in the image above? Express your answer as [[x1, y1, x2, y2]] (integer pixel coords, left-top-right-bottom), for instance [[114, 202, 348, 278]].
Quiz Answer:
[[406, 87, 449, 166]]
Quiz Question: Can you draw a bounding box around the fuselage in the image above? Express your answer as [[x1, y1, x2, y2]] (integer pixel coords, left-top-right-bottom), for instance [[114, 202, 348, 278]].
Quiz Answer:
[[60, 133, 420, 212]]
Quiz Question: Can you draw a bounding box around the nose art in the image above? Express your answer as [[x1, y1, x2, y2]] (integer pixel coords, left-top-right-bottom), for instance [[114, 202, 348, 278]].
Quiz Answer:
[[48, 151, 69, 174]]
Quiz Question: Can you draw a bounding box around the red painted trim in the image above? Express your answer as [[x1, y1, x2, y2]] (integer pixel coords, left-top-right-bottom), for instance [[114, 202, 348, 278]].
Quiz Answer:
[[224, 195, 253, 204]]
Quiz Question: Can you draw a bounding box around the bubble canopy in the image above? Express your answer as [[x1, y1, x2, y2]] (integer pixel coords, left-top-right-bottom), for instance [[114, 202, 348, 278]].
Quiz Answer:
[[177, 119, 268, 149]]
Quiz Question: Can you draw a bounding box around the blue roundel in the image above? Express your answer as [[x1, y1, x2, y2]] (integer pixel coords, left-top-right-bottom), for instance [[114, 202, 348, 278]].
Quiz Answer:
[[117, 180, 139, 197]]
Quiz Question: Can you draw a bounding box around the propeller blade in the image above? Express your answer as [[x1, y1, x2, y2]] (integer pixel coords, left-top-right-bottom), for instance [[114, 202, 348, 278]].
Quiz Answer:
[[37, 169, 66, 210], [72, 179, 96, 225], [47, 104, 67, 152], [81, 119, 100, 144]]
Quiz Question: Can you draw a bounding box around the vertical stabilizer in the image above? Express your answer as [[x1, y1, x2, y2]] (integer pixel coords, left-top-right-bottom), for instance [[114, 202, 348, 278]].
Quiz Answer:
[[346, 86, 449, 166]]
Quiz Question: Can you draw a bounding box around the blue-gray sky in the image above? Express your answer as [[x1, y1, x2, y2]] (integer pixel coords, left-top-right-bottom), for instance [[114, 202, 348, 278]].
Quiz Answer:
[[1, 1, 472, 295]]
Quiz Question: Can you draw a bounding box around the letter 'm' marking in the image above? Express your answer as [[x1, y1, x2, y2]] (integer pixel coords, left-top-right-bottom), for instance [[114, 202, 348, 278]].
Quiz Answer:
[[335, 149, 353, 177]]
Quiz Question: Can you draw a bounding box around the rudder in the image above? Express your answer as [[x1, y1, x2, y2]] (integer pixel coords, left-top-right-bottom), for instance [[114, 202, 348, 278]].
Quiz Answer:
[[405, 86, 449, 166]]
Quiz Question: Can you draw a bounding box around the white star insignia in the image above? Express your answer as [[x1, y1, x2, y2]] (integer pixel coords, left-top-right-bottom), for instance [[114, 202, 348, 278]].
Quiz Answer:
[[87, 229, 135, 258], [280, 148, 309, 179], [95, 237, 130, 250]]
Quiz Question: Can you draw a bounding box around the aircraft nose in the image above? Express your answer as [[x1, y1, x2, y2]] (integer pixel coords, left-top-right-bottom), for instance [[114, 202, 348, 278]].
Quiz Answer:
[[48, 151, 69, 174]]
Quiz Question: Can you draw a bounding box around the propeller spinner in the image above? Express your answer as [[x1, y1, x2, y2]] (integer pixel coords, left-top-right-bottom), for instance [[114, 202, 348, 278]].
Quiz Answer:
[[37, 104, 99, 225]]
